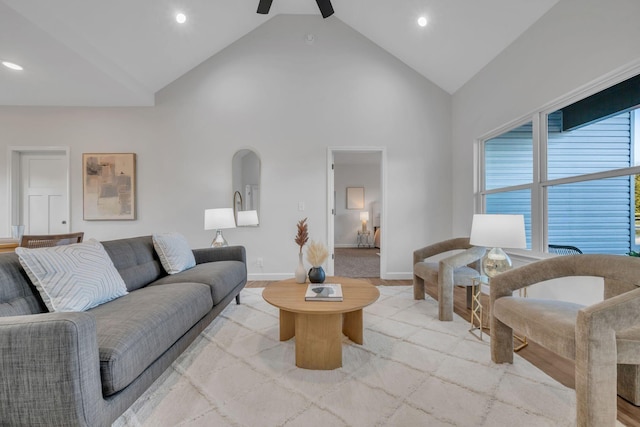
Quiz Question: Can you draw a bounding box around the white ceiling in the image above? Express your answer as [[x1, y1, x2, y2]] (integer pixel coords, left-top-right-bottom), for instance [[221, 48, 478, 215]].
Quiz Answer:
[[0, 0, 559, 107]]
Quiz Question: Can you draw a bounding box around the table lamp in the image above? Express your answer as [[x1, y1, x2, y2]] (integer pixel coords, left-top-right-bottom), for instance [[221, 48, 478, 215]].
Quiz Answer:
[[204, 208, 236, 247], [236, 210, 259, 227], [360, 211, 369, 233], [469, 214, 526, 277]]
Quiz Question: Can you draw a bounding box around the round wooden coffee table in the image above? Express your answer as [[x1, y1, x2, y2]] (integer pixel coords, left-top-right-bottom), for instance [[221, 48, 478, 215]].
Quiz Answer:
[[262, 277, 379, 370]]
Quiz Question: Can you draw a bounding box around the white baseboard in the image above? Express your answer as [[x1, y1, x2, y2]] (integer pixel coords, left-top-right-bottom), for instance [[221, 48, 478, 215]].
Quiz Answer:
[[247, 273, 295, 281], [381, 272, 413, 280]]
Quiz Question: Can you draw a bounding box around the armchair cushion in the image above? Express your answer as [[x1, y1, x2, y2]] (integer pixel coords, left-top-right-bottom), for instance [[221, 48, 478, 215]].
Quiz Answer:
[[414, 262, 477, 287], [616, 325, 640, 364], [493, 297, 583, 359]]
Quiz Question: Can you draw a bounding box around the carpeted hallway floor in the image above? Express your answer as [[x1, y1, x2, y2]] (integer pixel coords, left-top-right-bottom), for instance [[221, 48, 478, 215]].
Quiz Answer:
[[334, 248, 380, 278]]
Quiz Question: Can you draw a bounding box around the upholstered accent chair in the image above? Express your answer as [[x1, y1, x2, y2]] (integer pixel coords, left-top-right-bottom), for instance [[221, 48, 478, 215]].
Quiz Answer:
[[413, 237, 485, 321], [490, 255, 640, 427]]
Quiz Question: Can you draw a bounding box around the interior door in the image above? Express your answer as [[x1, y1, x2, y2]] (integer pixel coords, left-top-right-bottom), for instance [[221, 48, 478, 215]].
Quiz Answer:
[[20, 153, 69, 234]]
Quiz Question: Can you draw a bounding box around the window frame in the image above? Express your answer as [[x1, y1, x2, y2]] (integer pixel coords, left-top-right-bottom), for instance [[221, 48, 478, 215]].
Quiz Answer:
[[475, 63, 640, 254]]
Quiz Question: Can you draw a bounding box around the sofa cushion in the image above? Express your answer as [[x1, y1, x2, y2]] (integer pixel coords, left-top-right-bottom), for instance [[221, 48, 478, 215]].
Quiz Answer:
[[102, 236, 165, 292], [152, 232, 195, 274], [151, 260, 245, 305], [0, 253, 44, 316], [90, 282, 212, 396], [16, 239, 128, 312]]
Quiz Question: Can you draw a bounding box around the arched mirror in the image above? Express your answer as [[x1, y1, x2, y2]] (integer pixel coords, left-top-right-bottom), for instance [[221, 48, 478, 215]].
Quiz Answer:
[[232, 149, 260, 226]]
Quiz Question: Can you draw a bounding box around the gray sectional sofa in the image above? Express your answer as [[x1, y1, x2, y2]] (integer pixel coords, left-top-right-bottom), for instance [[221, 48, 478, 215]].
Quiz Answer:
[[0, 235, 247, 426]]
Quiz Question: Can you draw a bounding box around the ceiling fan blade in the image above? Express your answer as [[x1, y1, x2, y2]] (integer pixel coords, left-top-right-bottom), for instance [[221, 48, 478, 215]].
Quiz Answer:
[[257, 0, 274, 14], [315, 0, 334, 18]]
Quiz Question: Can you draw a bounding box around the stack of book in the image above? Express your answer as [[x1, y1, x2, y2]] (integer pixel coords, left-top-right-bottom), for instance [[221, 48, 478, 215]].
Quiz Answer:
[[304, 283, 343, 301]]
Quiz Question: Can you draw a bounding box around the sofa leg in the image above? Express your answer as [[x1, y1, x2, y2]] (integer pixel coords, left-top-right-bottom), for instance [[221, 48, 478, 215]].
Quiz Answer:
[[413, 275, 425, 300], [235, 294, 240, 305]]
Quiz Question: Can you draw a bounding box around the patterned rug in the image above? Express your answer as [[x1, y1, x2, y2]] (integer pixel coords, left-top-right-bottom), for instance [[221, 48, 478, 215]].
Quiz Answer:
[[114, 286, 577, 426], [334, 248, 380, 278]]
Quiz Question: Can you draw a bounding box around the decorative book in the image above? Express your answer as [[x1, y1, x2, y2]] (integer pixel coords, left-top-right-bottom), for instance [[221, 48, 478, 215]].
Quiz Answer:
[[304, 283, 343, 301]]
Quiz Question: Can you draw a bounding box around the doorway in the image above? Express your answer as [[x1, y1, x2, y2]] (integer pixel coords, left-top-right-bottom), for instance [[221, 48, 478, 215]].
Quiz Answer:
[[8, 147, 70, 235], [327, 147, 386, 278]]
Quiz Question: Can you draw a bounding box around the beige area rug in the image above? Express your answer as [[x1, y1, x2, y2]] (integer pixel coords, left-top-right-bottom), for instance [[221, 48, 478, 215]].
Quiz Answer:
[[114, 286, 577, 427]]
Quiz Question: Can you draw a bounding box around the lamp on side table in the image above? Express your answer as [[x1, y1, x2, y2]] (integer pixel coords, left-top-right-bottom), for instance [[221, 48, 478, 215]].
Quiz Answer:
[[204, 208, 236, 247]]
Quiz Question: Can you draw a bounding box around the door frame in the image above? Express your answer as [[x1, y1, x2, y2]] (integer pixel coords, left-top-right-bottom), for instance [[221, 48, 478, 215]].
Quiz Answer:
[[7, 146, 71, 234], [327, 146, 387, 278]]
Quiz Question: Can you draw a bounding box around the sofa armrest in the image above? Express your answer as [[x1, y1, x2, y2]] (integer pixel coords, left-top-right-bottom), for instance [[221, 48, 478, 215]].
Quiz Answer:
[[0, 312, 103, 426], [193, 245, 246, 265]]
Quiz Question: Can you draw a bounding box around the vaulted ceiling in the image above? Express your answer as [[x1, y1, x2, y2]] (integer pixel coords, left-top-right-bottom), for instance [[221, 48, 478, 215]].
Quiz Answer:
[[0, 0, 559, 107]]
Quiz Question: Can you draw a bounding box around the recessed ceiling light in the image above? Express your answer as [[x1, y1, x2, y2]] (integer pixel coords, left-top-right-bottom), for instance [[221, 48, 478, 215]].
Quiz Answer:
[[2, 61, 23, 71], [418, 16, 428, 27], [176, 12, 187, 24]]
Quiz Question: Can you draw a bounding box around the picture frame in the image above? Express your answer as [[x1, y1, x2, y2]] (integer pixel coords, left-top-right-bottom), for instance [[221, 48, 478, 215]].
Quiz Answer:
[[346, 187, 364, 209], [83, 153, 136, 220]]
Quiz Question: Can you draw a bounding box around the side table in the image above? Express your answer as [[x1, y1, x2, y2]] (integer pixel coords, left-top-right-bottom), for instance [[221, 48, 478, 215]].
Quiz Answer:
[[357, 230, 372, 248], [469, 275, 528, 351]]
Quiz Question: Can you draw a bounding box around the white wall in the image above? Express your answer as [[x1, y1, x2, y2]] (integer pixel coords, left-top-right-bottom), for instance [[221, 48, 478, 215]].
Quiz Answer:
[[0, 15, 452, 280], [334, 157, 380, 247], [451, 0, 640, 302]]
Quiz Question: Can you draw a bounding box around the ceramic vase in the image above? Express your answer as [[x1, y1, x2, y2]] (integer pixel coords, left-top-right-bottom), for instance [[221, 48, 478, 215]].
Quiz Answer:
[[308, 266, 326, 284], [295, 252, 307, 284]]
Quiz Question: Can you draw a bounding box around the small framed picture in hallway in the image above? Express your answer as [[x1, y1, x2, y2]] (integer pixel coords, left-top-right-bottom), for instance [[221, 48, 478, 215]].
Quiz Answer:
[[346, 187, 364, 209]]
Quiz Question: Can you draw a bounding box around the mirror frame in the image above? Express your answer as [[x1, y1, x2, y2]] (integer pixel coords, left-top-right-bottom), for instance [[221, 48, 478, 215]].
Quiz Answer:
[[232, 149, 261, 227]]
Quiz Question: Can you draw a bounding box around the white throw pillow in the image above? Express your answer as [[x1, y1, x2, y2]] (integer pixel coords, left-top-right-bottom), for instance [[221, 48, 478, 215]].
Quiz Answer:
[[152, 232, 196, 275], [16, 239, 128, 312]]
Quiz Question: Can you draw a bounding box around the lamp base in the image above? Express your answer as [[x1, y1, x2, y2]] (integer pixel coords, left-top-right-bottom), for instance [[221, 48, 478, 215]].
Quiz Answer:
[[211, 230, 228, 248], [482, 247, 512, 278]]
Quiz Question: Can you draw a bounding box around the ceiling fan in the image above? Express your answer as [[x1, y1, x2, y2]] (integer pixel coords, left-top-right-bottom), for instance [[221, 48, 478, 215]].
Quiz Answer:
[[257, 0, 334, 19]]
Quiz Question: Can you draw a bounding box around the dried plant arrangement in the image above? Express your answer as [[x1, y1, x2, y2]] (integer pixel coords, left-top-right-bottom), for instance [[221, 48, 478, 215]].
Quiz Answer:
[[295, 218, 309, 254], [306, 240, 329, 267]]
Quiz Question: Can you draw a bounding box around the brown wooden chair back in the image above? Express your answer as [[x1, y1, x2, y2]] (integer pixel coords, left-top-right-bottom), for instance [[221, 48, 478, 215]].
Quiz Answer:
[[19, 232, 85, 249]]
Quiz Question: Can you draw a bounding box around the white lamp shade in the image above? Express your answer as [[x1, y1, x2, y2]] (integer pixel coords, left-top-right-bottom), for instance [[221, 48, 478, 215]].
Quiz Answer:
[[204, 208, 236, 230], [237, 210, 259, 226], [469, 214, 526, 249], [360, 211, 369, 221]]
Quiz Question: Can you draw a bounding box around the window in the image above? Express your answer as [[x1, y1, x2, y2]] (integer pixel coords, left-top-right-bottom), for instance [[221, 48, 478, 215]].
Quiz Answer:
[[478, 73, 640, 255]]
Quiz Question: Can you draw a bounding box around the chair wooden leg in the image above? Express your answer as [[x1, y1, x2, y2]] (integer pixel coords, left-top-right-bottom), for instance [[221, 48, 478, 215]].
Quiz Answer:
[[466, 286, 473, 309], [490, 317, 514, 364], [438, 274, 453, 321], [413, 275, 425, 300]]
